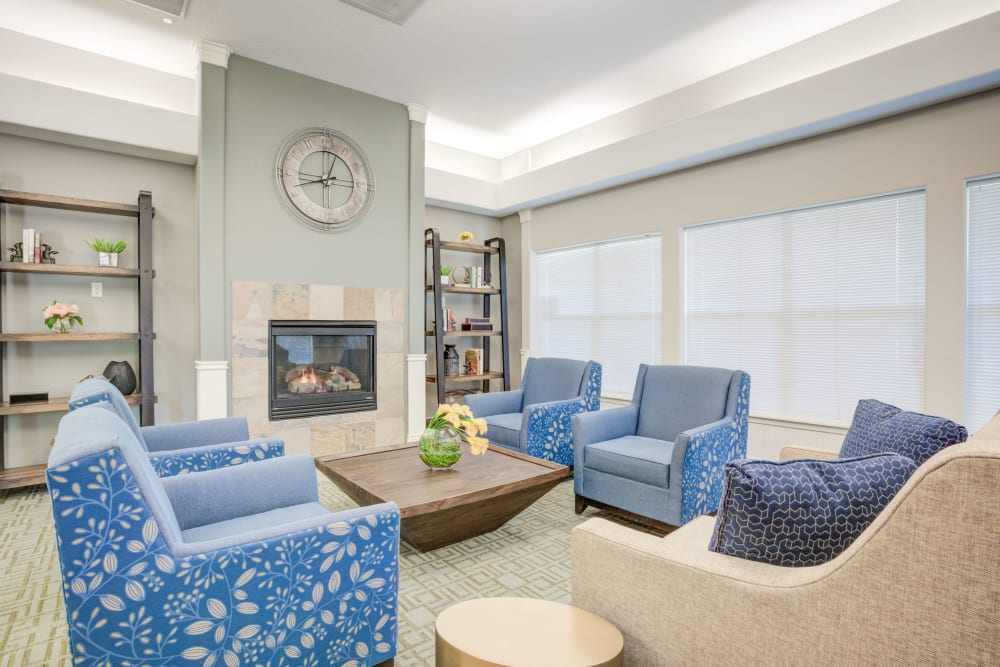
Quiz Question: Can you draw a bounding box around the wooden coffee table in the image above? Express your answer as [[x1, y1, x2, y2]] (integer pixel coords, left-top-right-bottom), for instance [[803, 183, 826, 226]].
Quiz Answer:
[[315, 443, 570, 551]]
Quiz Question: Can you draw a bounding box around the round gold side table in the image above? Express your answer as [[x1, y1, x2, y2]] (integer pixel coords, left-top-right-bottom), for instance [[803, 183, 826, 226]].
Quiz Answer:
[[435, 597, 624, 667]]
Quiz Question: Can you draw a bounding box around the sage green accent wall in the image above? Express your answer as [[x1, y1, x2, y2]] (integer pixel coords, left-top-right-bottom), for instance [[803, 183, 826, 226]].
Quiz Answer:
[[0, 132, 197, 466], [197, 62, 227, 361], [223, 55, 409, 315]]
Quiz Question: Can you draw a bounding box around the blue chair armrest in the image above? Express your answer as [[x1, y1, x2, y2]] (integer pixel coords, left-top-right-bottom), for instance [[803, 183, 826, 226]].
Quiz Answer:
[[465, 389, 524, 417], [140, 416, 251, 452], [522, 397, 587, 465], [149, 437, 284, 477], [572, 406, 639, 449], [673, 417, 746, 524], [161, 454, 318, 531]]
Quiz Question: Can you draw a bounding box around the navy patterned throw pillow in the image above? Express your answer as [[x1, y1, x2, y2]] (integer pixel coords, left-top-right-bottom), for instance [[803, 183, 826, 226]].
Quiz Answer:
[[708, 454, 917, 567], [839, 399, 968, 465]]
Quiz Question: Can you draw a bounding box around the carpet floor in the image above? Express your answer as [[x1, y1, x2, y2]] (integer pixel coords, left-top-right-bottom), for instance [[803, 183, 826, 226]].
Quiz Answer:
[[0, 476, 591, 666]]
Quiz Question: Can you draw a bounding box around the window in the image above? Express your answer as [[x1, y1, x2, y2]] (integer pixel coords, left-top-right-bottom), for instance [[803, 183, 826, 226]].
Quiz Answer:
[[534, 235, 661, 397], [684, 191, 926, 423], [967, 176, 1000, 432]]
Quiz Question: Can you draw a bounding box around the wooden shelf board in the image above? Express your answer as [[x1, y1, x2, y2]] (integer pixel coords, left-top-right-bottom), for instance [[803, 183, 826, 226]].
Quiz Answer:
[[0, 392, 154, 416], [0, 463, 47, 491], [0, 189, 147, 217], [426, 240, 498, 255], [427, 372, 505, 385], [426, 330, 502, 337], [0, 332, 148, 342], [425, 285, 500, 295], [0, 261, 141, 277]]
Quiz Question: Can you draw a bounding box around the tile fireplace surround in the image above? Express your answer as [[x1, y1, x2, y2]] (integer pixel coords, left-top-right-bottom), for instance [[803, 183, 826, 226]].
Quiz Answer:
[[232, 281, 405, 457]]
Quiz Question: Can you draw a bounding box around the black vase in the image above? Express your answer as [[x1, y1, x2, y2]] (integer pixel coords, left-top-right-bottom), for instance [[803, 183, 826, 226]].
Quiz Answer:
[[103, 360, 137, 395]]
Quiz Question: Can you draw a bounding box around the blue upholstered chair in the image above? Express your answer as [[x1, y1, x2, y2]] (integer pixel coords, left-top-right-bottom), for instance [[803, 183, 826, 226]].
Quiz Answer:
[[464, 357, 601, 466], [69, 377, 283, 477], [47, 405, 399, 667], [572, 364, 750, 527]]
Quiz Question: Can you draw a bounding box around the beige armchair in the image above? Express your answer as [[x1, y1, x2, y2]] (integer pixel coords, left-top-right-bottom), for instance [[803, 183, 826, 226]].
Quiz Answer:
[[572, 414, 1000, 666]]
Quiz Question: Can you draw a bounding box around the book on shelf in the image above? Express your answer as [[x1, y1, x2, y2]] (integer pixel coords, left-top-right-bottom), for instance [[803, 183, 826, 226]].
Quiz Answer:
[[461, 323, 492, 331], [465, 348, 483, 375], [465, 317, 490, 325]]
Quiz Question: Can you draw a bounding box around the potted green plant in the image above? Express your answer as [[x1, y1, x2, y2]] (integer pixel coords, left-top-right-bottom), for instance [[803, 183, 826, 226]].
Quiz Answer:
[[86, 238, 126, 267], [440, 265, 453, 285]]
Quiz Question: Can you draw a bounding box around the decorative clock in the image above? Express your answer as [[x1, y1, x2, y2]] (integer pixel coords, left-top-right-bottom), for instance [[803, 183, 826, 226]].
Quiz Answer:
[[275, 127, 375, 232]]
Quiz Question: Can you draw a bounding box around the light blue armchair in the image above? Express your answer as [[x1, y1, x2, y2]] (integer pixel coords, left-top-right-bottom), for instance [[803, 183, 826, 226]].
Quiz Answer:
[[464, 357, 601, 466], [47, 405, 399, 667], [69, 377, 283, 477], [572, 364, 750, 527]]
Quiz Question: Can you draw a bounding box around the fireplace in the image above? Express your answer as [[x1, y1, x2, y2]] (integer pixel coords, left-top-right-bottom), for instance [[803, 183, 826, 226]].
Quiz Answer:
[[268, 320, 377, 420]]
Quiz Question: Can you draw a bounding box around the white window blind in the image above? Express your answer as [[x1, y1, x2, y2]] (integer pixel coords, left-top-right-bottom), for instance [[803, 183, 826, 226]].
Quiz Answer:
[[967, 176, 1000, 432], [534, 235, 661, 397], [684, 191, 926, 423]]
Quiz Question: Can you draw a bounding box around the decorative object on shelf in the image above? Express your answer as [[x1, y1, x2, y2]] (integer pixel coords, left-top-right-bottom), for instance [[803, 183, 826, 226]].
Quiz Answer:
[[40, 243, 58, 264], [275, 127, 376, 232], [418, 403, 489, 470], [444, 344, 460, 377], [9, 392, 49, 405], [452, 266, 472, 285], [440, 265, 453, 285], [465, 348, 483, 375], [459, 231, 474, 242], [43, 300, 83, 333], [86, 238, 126, 267], [102, 360, 137, 395], [7, 241, 22, 262]]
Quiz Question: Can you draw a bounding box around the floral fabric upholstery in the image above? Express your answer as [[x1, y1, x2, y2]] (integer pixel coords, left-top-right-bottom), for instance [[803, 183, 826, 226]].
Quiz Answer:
[[69, 376, 284, 478], [709, 453, 917, 566], [47, 408, 399, 666], [524, 361, 602, 466], [679, 372, 751, 523], [839, 398, 968, 465]]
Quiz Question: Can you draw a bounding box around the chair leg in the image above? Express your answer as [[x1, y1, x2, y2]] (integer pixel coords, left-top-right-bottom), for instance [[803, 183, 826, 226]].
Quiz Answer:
[[575, 494, 588, 514]]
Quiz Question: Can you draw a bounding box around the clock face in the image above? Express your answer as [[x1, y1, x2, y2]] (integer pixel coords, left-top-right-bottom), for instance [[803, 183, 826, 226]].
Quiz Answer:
[[275, 128, 375, 231]]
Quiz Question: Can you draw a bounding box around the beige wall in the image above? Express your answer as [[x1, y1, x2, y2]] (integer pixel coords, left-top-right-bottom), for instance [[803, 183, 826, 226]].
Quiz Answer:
[[520, 89, 1000, 456], [0, 133, 197, 467]]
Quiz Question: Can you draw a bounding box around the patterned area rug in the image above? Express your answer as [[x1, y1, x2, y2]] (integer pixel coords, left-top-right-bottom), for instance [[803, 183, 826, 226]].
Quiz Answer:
[[0, 476, 592, 667]]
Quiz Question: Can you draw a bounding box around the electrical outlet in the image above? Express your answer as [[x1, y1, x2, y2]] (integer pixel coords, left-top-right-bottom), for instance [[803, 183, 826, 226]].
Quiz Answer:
[[91, 282, 103, 297]]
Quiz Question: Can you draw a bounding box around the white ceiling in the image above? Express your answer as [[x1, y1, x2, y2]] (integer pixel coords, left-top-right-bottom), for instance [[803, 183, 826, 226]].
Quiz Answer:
[[1, 0, 995, 158]]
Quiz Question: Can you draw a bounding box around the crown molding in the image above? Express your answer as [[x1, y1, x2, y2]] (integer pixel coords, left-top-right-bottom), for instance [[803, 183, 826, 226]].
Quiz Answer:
[[199, 41, 233, 69], [407, 103, 428, 124]]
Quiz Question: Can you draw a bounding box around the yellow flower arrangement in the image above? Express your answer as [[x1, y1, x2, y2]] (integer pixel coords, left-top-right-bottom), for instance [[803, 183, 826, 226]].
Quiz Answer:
[[428, 402, 489, 455], [459, 231, 474, 242]]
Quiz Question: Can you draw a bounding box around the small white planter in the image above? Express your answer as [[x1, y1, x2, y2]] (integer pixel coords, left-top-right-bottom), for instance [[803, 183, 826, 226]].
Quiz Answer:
[[98, 252, 120, 267], [440, 275, 450, 285]]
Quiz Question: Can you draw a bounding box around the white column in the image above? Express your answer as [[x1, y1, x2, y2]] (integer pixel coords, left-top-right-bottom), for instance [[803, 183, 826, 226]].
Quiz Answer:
[[406, 353, 428, 441], [519, 208, 533, 374], [195, 360, 229, 420]]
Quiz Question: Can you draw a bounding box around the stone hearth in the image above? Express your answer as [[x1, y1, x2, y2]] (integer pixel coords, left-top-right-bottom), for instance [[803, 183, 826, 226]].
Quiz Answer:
[[232, 281, 405, 457]]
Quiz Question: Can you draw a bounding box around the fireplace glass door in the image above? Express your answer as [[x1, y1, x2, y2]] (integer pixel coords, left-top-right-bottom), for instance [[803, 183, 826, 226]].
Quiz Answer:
[[268, 320, 376, 420]]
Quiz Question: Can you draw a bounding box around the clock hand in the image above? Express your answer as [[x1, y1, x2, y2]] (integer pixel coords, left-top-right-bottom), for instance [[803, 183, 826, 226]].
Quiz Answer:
[[293, 177, 327, 187]]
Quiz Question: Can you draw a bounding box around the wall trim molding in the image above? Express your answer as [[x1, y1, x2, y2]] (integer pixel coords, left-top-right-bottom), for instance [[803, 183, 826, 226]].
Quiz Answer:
[[407, 103, 428, 124], [199, 41, 232, 68], [195, 360, 229, 420], [405, 353, 428, 441]]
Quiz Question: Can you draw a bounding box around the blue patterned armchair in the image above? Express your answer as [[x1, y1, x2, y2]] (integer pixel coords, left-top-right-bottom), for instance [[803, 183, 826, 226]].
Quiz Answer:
[[572, 364, 750, 527], [464, 357, 601, 466], [47, 405, 399, 667], [69, 377, 283, 477]]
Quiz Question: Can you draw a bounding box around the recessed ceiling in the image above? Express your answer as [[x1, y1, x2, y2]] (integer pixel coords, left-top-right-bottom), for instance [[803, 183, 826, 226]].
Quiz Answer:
[[3, 0, 978, 158]]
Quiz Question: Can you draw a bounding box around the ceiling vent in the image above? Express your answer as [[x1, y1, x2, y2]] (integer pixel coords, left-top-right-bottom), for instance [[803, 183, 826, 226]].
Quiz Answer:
[[339, 0, 427, 25], [124, 0, 189, 18]]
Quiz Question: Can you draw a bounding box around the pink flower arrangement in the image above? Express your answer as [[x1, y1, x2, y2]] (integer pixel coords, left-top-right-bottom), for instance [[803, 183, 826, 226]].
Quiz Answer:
[[43, 300, 83, 333]]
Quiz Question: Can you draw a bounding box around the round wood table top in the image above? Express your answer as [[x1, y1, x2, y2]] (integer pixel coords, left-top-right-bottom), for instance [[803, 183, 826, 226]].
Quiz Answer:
[[435, 597, 624, 667]]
